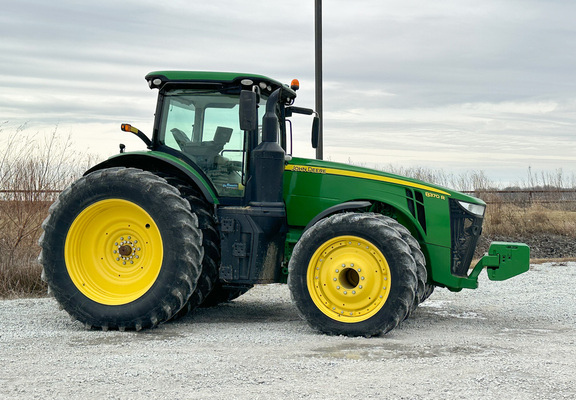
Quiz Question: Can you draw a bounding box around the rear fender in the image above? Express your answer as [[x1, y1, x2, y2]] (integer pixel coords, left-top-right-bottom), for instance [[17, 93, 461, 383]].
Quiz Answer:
[[85, 153, 218, 204]]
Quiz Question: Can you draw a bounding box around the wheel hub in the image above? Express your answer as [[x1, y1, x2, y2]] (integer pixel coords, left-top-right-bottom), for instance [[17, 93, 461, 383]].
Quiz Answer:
[[118, 245, 132, 256], [113, 236, 141, 264], [338, 266, 360, 289]]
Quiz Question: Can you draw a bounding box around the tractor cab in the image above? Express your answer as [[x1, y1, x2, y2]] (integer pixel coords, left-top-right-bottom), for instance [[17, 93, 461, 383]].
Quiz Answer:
[[145, 72, 300, 201]]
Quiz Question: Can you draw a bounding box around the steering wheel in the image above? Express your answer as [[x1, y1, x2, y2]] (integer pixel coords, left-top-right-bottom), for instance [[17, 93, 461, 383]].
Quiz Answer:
[[171, 128, 190, 150]]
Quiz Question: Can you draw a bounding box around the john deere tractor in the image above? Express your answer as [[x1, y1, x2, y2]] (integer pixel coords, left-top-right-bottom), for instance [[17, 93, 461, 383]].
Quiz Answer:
[[40, 71, 530, 336]]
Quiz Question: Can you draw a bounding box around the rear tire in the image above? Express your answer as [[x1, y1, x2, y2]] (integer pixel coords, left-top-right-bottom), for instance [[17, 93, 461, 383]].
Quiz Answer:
[[160, 176, 251, 310], [422, 283, 435, 302], [40, 167, 203, 330], [160, 177, 220, 319], [288, 213, 418, 337]]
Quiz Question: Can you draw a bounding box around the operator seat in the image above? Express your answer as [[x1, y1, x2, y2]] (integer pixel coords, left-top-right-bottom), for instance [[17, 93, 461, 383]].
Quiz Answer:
[[182, 126, 233, 168]]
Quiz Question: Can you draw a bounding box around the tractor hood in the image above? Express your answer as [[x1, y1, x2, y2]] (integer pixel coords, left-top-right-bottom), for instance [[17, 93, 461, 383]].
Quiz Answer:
[[285, 157, 484, 205]]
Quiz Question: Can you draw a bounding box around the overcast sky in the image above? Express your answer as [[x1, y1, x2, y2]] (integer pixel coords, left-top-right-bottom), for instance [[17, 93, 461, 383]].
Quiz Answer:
[[2, 0, 576, 185]]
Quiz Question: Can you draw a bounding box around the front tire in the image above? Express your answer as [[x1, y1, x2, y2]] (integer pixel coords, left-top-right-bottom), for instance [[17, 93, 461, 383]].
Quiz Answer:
[[40, 167, 203, 330], [372, 214, 427, 316], [288, 213, 418, 337]]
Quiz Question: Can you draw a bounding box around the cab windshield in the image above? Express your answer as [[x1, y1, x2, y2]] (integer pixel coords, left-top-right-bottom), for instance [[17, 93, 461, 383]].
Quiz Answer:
[[158, 88, 267, 197]]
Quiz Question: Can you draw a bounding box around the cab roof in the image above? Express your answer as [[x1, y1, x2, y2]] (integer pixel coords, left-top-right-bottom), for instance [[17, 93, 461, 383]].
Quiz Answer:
[[145, 70, 297, 100]]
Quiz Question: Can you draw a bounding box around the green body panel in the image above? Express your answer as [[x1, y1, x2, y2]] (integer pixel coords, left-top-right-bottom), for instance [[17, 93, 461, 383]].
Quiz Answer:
[[422, 243, 456, 287]]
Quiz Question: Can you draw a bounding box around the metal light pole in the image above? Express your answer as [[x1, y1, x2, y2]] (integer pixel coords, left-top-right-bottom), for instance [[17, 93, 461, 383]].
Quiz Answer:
[[315, 0, 323, 160]]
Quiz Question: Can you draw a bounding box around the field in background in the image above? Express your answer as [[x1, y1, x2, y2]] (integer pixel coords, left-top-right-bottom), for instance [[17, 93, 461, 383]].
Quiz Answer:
[[0, 123, 97, 297], [2, 124, 576, 297]]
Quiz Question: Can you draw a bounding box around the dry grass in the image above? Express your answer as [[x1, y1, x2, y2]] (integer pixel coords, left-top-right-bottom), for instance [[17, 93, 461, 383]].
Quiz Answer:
[[484, 203, 576, 237], [0, 201, 52, 297], [0, 123, 96, 298]]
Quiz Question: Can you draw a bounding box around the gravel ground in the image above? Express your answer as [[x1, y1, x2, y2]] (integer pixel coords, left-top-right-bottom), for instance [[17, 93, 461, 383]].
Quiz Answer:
[[1, 262, 575, 400]]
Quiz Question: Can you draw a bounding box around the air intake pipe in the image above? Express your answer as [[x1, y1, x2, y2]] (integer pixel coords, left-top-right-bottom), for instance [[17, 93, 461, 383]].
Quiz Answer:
[[247, 88, 285, 205]]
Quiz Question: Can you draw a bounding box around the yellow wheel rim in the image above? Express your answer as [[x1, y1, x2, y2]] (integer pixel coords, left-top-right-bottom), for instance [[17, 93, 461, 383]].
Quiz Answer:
[[307, 235, 391, 323], [65, 199, 163, 305]]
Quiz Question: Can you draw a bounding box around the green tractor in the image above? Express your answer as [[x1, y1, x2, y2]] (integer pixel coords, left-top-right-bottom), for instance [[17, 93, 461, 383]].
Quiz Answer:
[[40, 71, 530, 336]]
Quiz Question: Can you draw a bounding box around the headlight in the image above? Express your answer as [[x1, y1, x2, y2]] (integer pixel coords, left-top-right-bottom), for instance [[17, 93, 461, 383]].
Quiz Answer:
[[457, 201, 486, 217]]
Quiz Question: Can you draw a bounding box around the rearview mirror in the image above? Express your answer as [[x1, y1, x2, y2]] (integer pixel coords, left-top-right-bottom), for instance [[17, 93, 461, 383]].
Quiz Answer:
[[311, 116, 320, 149], [286, 106, 315, 117], [239, 90, 258, 131]]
